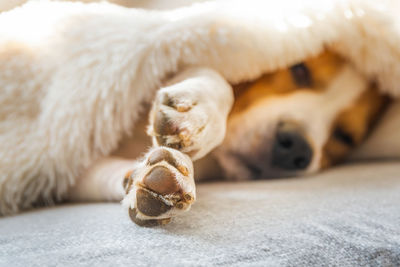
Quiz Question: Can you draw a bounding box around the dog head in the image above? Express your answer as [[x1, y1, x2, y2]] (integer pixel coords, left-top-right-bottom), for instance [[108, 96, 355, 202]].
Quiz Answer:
[[215, 51, 388, 180]]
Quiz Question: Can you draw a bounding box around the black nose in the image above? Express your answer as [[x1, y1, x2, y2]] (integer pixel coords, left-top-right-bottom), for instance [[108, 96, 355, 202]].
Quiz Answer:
[[271, 121, 313, 171]]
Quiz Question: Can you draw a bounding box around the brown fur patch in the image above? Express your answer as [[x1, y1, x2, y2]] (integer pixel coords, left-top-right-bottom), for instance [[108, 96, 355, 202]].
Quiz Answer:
[[321, 85, 389, 168], [232, 51, 345, 114]]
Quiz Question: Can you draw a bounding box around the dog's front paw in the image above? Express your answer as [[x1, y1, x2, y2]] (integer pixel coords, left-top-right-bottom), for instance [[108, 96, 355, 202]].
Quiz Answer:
[[122, 147, 195, 227], [147, 78, 229, 160]]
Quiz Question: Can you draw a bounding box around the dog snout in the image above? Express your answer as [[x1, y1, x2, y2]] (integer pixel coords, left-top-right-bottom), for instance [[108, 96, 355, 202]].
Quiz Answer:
[[271, 121, 313, 171]]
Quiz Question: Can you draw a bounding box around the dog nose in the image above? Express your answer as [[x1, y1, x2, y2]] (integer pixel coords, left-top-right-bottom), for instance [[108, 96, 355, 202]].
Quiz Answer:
[[271, 121, 313, 171]]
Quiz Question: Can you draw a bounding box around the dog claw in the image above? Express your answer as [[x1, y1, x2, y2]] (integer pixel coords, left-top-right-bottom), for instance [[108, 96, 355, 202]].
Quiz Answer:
[[123, 170, 134, 193], [184, 193, 194, 203], [176, 202, 185, 209], [178, 130, 190, 141], [177, 165, 189, 176]]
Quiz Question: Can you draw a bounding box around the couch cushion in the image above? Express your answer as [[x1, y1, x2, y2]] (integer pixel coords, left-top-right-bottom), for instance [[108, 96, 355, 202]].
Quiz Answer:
[[1, 162, 399, 266]]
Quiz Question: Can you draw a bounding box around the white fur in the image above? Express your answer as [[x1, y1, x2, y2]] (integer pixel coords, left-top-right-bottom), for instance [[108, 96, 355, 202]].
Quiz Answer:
[[67, 157, 133, 202], [0, 0, 399, 214]]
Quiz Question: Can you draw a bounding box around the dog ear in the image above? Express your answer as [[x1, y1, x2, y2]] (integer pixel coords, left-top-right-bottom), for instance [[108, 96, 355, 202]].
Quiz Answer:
[[321, 85, 390, 168]]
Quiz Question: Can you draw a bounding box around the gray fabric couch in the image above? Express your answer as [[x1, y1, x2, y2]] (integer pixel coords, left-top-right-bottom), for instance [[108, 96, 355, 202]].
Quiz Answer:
[[1, 162, 399, 266]]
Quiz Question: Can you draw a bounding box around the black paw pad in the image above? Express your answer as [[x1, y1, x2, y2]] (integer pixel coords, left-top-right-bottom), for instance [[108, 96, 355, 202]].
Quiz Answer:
[[143, 166, 180, 195], [154, 110, 179, 136], [129, 208, 171, 227], [136, 188, 172, 217]]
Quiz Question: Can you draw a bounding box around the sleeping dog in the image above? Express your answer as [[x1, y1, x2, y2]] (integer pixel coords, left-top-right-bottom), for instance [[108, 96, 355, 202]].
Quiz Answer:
[[67, 51, 388, 226]]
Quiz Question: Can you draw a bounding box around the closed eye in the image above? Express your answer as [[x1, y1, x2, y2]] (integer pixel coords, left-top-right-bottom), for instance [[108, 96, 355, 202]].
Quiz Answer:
[[290, 62, 312, 87], [333, 127, 355, 147]]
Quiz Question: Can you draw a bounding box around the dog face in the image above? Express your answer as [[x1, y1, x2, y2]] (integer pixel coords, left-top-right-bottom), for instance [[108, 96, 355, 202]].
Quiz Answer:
[[215, 51, 388, 180]]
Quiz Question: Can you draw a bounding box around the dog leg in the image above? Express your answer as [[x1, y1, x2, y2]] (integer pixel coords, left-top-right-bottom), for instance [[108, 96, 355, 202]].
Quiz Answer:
[[124, 68, 233, 226], [70, 68, 233, 226], [67, 157, 134, 202], [147, 67, 234, 161], [67, 148, 194, 227]]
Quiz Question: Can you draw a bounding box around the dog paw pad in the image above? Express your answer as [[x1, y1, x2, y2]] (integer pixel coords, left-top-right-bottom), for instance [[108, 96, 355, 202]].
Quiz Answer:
[[128, 208, 171, 227], [136, 188, 172, 216], [142, 166, 180, 195]]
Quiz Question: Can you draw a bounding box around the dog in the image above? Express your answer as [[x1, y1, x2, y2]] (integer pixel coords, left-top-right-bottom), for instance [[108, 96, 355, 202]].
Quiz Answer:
[[64, 50, 388, 226], [0, 1, 390, 225]]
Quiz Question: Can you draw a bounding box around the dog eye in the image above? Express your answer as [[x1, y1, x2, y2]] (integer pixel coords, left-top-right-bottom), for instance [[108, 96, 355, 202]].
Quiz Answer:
[[290, 63, 312, 87], [333, 127, 354, 146]]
